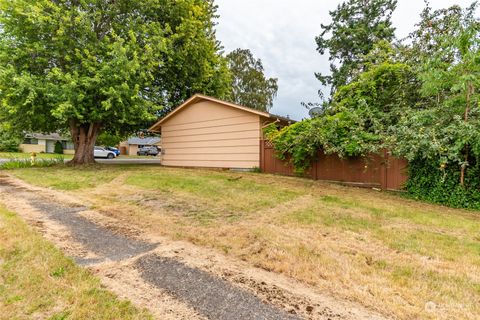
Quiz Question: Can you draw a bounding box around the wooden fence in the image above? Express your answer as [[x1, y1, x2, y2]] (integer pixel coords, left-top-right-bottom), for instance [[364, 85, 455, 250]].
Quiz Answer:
[[260, 140, 408, 191]]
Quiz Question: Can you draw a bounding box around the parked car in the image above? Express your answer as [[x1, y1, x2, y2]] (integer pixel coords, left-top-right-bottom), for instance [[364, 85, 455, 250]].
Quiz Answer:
[[137, 146, 159, 156], [106, 146, 121, 156], [94, 146, 116, 159]]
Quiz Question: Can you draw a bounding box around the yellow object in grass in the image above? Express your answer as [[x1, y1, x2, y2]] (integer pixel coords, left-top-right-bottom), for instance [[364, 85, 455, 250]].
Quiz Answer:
[[30, 152, 36, 165]]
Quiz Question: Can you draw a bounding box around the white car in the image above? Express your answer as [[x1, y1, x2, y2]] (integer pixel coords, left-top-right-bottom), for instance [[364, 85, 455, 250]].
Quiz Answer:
[[94, 146, 116, 159]]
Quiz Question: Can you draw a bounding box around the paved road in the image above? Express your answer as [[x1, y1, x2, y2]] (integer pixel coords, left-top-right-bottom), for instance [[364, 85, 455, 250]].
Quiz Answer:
[[0, 158, 161, 165], [96, 158, 161, 165]]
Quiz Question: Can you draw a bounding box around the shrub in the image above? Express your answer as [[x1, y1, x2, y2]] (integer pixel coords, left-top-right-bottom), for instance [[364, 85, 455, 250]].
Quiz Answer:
[[406, 158, 480, 210], [54, 141, 64, 154], [0, 129, 21, 152], [0, 139, 20, 152]]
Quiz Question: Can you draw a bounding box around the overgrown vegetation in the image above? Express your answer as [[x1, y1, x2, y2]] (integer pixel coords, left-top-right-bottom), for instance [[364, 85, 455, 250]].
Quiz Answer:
[[265, 41, 418, 172], [407, 159, 480, 209], [269, 1, 480, 208], [0, 206, 151, 319], [10, 165, 480, 319]]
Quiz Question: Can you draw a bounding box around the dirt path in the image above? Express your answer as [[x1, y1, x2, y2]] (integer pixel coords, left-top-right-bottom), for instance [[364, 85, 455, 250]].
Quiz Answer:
[[0, 174, 390, 320]]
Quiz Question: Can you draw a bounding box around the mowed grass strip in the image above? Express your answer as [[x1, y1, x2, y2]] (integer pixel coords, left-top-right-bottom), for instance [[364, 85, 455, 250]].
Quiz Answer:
[[9, 166, 480, 319], [0, 206, 152, 320], [126, 169, 300, 215]]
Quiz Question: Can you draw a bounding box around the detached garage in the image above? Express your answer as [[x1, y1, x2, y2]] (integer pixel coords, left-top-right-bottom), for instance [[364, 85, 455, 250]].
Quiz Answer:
[[149, 94, 292, 169]]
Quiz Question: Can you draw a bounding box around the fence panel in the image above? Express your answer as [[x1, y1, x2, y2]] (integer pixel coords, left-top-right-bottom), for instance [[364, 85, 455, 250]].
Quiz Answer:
[[383, 155, 409, 190], [315, 152, 383, 188], [261, 140, 296, 176], [260, 140, 408, 191]]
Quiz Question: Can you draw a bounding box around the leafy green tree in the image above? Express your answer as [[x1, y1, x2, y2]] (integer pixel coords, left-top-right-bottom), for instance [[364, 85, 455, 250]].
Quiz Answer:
[[226, 49, 278, 112], [315, 0, 397, 96], [406, 4, 468, 67], [0, 0, 230, 165], [96, 132, 125, 147], [149, 0, 232, 115], [0, 123, 21, 152], [394, 2, 480, 186]]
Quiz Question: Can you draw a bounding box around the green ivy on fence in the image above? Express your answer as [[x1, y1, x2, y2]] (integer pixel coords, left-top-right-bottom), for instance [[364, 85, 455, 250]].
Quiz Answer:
[[406, 158, 480, 210]]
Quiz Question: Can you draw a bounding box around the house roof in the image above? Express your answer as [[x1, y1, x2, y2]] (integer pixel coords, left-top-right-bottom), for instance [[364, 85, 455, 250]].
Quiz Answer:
[[25, 133, 70, 141], [149, 94, 294, 132], [127, 137, 161, 145]]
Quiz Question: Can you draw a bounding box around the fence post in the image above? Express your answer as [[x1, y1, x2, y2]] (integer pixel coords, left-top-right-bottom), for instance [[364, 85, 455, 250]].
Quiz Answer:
[[381, 149, 388, 190], [314, 152, 319, 180], [260, 139, 264, 172]]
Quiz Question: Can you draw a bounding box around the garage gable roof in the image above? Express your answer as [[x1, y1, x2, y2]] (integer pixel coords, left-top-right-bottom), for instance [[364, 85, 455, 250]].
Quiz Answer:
[[149, 94, 292, 132], [25, 132, 70, 141], [127, 137, 161, 145]]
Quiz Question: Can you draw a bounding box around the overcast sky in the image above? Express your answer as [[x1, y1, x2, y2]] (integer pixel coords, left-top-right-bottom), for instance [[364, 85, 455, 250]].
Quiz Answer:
[[215, 0, 477, 120]]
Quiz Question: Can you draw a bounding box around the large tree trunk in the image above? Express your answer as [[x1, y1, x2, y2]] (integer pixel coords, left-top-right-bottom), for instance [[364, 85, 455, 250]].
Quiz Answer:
[[69, 120, 102, 165]]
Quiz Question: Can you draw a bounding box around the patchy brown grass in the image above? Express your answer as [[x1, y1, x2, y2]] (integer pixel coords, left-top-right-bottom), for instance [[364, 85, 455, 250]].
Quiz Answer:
[[11, 166, 480, 319]]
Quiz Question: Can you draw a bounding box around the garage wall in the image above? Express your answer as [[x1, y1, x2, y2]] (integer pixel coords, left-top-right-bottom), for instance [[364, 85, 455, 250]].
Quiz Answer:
[[19, 144, 46, 153], [46, 140, 55, 153], [129, 145, 139, 156], [161, 101, 261, 169]]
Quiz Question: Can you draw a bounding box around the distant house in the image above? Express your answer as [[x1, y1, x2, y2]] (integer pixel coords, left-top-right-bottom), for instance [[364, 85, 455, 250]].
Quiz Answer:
[[119, 137, 161, 155], [20, 133, 75, 154], [148, 94, 292, 169]]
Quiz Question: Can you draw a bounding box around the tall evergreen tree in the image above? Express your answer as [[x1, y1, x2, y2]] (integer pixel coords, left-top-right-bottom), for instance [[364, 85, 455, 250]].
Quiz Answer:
[[226, 49, 278, 112], [315, 0, 397, 97]]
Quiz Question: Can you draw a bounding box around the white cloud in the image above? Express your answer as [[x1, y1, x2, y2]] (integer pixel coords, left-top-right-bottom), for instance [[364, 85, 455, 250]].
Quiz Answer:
[[215, 0, 477, 120]]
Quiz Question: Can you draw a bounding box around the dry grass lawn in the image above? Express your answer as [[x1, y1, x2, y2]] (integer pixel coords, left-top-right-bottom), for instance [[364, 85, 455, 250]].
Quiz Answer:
[[0, 205, 152, 320], [10, 165, 480, 319]]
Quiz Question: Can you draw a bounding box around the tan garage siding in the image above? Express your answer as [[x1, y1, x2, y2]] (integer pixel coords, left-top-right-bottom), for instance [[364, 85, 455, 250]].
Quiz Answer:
[[163, 130, 260, 143], [166, 146, 259, 155], [19, 144, 46, 153], [165, 138, 259, 149], [163, 160, 259, 168], [161, 115, 259, 132], [129, 145, 139, 156], [161, 100, 261, 169], [163, 123, 259, 138]]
